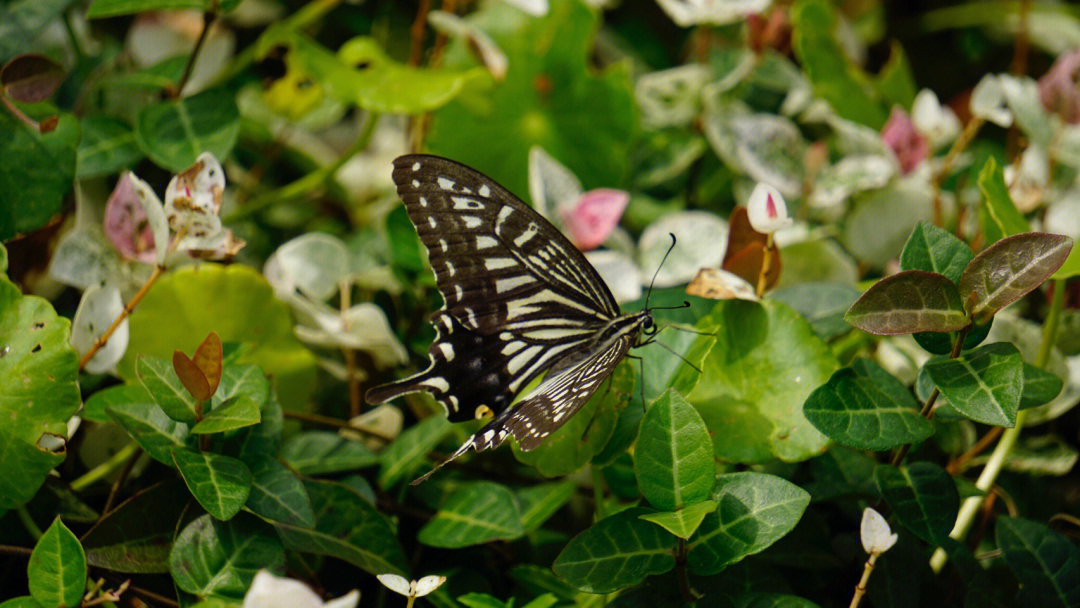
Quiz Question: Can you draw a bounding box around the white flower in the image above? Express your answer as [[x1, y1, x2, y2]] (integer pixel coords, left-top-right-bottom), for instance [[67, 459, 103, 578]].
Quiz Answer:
[[911, 89, 961, 150], [656, 0, 773, 27], [500, 0, 548, 16], [377, 574, 446, 598], [243, 570, 359, 608], [746, 182, 793, 234], [971, 75, 1013, 127], [860, 507, 898, 555]]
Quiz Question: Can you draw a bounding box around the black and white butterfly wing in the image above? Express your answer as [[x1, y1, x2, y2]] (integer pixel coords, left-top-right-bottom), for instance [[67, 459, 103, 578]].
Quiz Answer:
[[366, 155, 622, 418], [365, 154, 645, 482]]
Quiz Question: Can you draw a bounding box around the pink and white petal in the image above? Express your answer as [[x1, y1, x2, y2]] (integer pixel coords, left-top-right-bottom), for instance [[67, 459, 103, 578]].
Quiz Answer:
[[104, 173, 160, 264], [71, 283, 128, 374], [560, 188, 629, 251]]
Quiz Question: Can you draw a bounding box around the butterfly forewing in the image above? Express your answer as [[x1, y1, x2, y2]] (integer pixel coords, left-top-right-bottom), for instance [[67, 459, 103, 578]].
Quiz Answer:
[[366, 154, 649, 482]]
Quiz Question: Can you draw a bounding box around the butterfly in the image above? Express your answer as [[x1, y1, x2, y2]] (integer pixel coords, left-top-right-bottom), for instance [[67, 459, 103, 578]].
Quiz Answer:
[[366, 154, 662, 484]]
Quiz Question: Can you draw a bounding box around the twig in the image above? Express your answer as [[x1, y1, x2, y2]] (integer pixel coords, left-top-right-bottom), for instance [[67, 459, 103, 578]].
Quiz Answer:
[[947, 426, 1004, 475], [932, 118, 983, 225], [1009, 0, 1032, 76], [282, 409, 395, 442], [408, 0, 431, 67], [755, 233, 775, 298], [0, 544, 33, 557], [70, 441, 140, 492], [79, 265, 165, 371], [673, 538, 701, 603], [173, 11, 215, 98], [890, 324, 971, 467], [101, 446, 143, 516], [848, 552, 879, 608]]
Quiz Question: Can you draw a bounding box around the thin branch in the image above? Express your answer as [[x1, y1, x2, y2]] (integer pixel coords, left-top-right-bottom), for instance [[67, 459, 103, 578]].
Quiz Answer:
[[282, 409, 395, 442], [0, 544, 33, 557], [947, 426, 1003, 475], [408, 0, 431, 67], [80, 265, 165, 371], [101, 446, 143, 516], [173, 11, 215, 98], [932, 117, 983, 225], [848, 553, 879, 608]]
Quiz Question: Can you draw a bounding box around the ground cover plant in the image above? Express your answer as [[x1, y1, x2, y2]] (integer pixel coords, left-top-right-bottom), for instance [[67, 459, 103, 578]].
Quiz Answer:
[[2, 0, 1080, 607]]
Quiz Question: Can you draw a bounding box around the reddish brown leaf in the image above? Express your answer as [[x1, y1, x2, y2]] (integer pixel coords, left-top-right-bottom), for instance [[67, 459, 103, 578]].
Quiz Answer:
[[192, 332, 223, 396], [173, 350, 212, 402], [1, 54, 64, 103]]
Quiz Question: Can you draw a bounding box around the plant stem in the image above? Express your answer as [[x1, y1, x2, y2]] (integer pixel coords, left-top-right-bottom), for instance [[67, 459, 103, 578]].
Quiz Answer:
[[70, 441, 140, 492], [591, 466, 606, 522], [848, 552, 879, 608], [890, 323, 971, 466], [101, 446, 143, 515], [173, 11, 215, 98], [15, 505, 42, 540], [0, 544, 33, 556], [340, 278, 362, 418], [932, 117, 983, 226], [674, 537, 700, 603], [408, 0, 431, 67], [79, 265, 165, 371], [282, 409, 395, 442], [755, 233, 775, 298], [929, 279, 1066, 572]]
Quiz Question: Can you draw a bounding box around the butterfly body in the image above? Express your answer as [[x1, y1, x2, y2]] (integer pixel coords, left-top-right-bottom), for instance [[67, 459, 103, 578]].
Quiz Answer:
[[366, 155, 653, 482]]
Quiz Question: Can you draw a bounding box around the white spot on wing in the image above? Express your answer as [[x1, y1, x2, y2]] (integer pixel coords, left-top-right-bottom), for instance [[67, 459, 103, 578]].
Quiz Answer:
[[454, 284, 464, 302], [495, 275, 532, 293], [514, 223, 539, 247], [501, 341, 525, 355], [507, 345, 542, 374], [445, 261, 456, 277], [412, 162, 421, 171], [484, 257, 515, 271], [437, 342, 455, 361], [479, 184, 491, 197], [422, 377, 450, 392], [439, 239, 449, 252], [428, 217, 437, 229], [452, 196, 483, 210], [462, 216, 482, 229], [438, 177, 456, 190], [476, 236, 498, 249]]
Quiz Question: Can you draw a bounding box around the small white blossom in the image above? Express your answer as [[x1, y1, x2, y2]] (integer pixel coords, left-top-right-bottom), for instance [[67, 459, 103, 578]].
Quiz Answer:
[[971, 75, 1013, 127], [377, 574, 446, 598], [746, 183, 793, 234], [243, 570, 359, 608], [860, 507, 898, 555], [656, 0, 772, 27], [911, 89, 961, 150]]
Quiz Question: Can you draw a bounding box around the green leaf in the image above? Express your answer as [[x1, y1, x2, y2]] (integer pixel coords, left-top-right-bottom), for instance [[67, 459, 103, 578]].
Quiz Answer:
[[428, 0, 636, 202], [83, 383, 152, 423], [552, 507, 676, 593], [977, 156, 1030, 245], [379, 415, 452, 487], [968, 434, 1079, 477], [170, 513, 284, 599], [791, 0, 887, 128], [770, 282, 861, 340], [212, 364, 269, 410], [191, 397, 261, 434], [137, 356, 199, 425], [0, 270, 80, 510], [273, 480, 408, 576], [737, 595, 822, 608], [281, 431, 378, 476], [900, 221, 973, 284], [923, 342, 1024, 426], [1021, 364, 1063, 409], [117, 264, 318, 412], [873, 462, 958, 544], [0, 0, 73, 62], [171, 448, 253, 521], [996, 516, 1080, 608], [245, 459, 315, 528], [958, 232, 1073, 323], [28, 518, 86, 608], [76, 116, 142, 178], [633, 389, 715, 511], [106, 401, 190, 465], [516, 481, 575, 532], [87, 0, 225, 18], [513, 359, 628, 476], [135, 87, 240, 172], [419, 481, 525, 548], [873, 41, 917, 109], [0, 597, 42, 608], [803, 446, 878, 501], [0, 111, 78, 240], [674, 300, 836, 463], [687, 472, 810, 575], [639, 500, 717, 539], [83, 480, 190, 574], [845, 271, 969, 336], [804, 358, 935, 451]]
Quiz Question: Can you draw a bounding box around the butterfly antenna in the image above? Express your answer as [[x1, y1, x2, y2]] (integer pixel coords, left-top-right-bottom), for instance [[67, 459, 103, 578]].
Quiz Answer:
[[644, 233, 678, 311], [653, 338, 703, 374]]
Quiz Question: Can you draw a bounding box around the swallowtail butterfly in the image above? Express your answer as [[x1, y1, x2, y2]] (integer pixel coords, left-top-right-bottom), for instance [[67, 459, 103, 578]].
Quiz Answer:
[[366, 155, 659, 484]]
